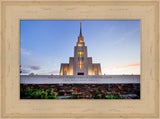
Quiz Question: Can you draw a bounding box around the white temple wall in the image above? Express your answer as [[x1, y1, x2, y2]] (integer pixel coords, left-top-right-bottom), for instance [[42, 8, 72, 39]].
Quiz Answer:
[[20, 75, 140, 84]]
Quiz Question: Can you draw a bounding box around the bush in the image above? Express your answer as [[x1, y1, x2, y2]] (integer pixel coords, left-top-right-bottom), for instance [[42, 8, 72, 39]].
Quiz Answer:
[[105, 94, 123, 99], [20, 88, 58, 99]]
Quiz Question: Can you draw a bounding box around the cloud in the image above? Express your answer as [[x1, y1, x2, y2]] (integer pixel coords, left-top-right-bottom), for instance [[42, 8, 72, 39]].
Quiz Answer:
[[29, 65, 41, 70], [21, 69, 31, 74], [114, 28, 139, 44], [102, 63, 140, 71], [121, 63, 140, 68], [21, 48, 31, 56], [22, 65, 41, 70], [49, 70, 59, 74], [21, 66, 31, 74], [114, 37, 126, 44]]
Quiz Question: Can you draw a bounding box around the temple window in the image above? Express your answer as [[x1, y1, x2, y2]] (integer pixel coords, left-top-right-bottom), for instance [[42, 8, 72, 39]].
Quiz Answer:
[[78, 51, 84, 57], [77, 43, 83, 47], [77, 60, 84, 69], [79, 38, 83, 43], [63, 67, 68, 75], [77, 51, 84, 69], [94, 67, 98, 75]]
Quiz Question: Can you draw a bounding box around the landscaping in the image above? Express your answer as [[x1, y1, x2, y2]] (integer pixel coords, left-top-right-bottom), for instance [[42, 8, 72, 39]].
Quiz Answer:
[[20, 84, 140, 99]]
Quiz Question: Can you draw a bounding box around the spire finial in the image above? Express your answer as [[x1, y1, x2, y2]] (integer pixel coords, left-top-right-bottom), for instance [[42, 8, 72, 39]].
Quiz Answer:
[[80, 22, 82, 35]]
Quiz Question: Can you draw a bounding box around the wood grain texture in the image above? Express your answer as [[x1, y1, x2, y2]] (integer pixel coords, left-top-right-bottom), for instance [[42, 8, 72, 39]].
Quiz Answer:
[[0, 0, 159, 118]]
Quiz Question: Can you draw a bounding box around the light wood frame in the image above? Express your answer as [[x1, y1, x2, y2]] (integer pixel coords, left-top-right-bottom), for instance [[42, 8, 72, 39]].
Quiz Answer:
[[0, 0, 159, 118]]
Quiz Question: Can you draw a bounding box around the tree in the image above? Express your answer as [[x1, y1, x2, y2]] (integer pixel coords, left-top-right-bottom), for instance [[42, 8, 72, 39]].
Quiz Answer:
[[29, 73, 34, 75], [20, 65, 22, 73]]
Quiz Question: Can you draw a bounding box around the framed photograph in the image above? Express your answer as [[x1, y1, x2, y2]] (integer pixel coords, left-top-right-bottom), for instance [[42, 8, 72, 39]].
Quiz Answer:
[[0, 0, 159, 118], [20, 20, 140, 100]]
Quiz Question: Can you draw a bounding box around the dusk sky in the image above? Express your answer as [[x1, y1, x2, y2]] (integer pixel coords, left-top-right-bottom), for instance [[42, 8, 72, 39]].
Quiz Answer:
[[20, 20, 140, 75]]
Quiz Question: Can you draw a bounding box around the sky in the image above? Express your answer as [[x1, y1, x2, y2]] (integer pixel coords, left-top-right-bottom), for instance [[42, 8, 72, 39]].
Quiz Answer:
[[20, 20, 140, 75]]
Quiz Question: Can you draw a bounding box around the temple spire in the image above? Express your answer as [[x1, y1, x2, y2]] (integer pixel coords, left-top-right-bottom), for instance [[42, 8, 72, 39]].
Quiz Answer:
[[80, 22, 82, 35], [77, 22, 84, 47]]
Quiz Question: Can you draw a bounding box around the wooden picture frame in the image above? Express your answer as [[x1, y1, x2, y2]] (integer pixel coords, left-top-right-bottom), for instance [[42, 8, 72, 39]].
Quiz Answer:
[[0, 0, 159, 118]]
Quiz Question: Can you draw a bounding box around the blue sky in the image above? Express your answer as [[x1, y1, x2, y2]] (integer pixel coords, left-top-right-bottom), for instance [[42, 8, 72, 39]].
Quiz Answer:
[[20, 20, 140, 75]]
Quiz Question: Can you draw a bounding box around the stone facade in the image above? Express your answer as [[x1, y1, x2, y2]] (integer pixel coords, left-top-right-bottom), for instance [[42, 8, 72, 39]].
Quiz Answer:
[[60, 23, 101, 76]]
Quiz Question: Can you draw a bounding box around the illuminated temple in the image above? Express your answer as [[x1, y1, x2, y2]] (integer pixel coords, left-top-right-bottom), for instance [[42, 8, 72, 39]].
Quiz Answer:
[[60, 22, 102, 76]]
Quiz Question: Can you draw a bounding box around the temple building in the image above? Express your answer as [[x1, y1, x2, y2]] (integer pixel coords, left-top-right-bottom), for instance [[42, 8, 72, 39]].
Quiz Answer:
[[60, 22, 102, 76]]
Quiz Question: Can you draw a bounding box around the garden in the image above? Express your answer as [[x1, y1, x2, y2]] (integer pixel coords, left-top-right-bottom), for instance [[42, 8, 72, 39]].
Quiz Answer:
[[20, 84, 140, 99]]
